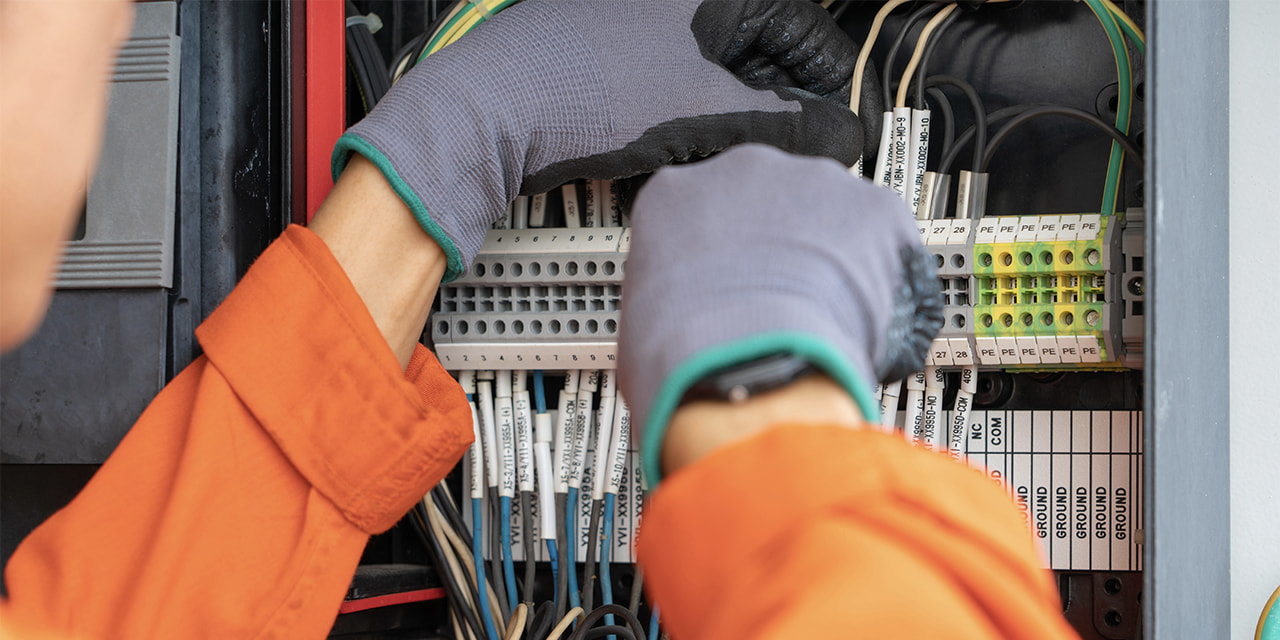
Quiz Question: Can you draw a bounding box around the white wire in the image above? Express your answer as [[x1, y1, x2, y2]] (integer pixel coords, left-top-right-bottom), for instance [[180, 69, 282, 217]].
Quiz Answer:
[[906, 108, 931, 213], [478, 379, 499, 492], [495, 373, 516, 499], [512, 372, 534, 495], [562, 183, 581, 228], [948, 365, 978, 461], [922, 366, 945, 451], [552, 371, 579, 494], [568, 371, 598, 492], [903, 371, 926, 445], [590, 371, 617, 502], [880, 380, 902, 433]]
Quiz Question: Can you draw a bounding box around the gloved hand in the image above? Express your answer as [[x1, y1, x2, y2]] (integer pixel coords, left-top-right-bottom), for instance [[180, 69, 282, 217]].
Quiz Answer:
[[617, 144, 943, 483], [333, 0, 882, 281]]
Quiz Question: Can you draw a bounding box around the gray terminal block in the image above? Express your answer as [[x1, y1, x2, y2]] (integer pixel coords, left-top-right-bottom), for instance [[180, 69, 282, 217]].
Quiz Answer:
[[450, 229, 629, 286], [432, 230, 627, 367], [433, 311, 620, 344], [435, 282, 620, 317], [59, 2, 180, 289], [929, 242, 977, 280], [1119, 210, 1145, 369], [937, 306, 975, 341]]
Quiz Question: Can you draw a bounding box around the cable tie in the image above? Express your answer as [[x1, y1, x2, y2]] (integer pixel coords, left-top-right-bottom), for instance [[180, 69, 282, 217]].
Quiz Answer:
[[345, 13, 383, 34], [467, 0, 495, 20]]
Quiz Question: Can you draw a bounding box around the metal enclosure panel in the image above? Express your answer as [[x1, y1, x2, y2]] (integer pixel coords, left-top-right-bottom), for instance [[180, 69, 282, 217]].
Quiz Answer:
[[0, 291, 168, 463], [1146, 1, 1231, 638], [198, 1, 287, 317], [60, 2, 180, 289], [0, 3, 181, 464]]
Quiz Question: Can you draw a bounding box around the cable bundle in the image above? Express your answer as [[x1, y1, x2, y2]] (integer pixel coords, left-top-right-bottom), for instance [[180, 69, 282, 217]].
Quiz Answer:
[[421, 367, 656, 640]]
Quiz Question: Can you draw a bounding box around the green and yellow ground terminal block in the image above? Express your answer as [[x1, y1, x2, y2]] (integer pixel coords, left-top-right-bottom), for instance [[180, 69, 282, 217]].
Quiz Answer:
[[920, 213, 1139, 371]]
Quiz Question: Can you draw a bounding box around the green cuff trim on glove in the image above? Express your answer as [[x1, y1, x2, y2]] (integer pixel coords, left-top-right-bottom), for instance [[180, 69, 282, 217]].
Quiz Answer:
[[640, 331, 881, 488], [331, 133, 466, 282]]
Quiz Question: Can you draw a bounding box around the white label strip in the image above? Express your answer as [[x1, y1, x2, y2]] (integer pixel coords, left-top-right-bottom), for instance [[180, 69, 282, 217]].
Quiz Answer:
[[925, 409, 1142, 571], [468, 404, 1143, 570], [1050, 412, 1072, 567], [1071, 410, 1092, 570]]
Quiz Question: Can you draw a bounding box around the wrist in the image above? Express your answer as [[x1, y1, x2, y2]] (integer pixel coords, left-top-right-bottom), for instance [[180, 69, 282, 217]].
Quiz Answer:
[[309, 154, 448, 369], [661, 373, 866, 476], [628, 331, 881, 487]]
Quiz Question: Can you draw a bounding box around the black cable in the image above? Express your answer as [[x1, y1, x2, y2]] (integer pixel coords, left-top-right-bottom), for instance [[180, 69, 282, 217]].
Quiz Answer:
[[565, 605, 646, 640], [520, 490, 537, 604], [831, 0, 855, 22], [433, 484, 472, 541], [426, 489, 487, 636], [487, 487, 511, 621], [925, 75, 987, 171], [581, 498, 604, 614], [530, 601, 556, 640], [410, 505, 487, 640], [938, 104, 1033, 176], [982, 106, 1144, 172], [408, 0, 466, 71], [345, 28, 378, 113], [389, 31, 427, 79], [913, 10, 960, 110], [554, 492, 570, 621], [923, 86, 955, 167], [881, 2, 946, 106], [627, 566, 644, 617], [582, 626, 638, 640], [344, 1, 390, 110]]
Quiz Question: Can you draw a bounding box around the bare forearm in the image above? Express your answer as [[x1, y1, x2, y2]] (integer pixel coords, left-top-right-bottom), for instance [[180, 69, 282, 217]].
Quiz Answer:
[[308, 155, 448, 369]]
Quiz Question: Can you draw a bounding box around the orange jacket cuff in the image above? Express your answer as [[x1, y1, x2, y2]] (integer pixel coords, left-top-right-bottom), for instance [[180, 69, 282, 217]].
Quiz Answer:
[[639, 425, 1064, 639], [196, 225, 472, 534]]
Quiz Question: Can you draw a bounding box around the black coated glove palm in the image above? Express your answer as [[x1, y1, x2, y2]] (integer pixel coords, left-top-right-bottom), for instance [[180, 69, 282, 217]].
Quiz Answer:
[[333, 0, 882, 281]]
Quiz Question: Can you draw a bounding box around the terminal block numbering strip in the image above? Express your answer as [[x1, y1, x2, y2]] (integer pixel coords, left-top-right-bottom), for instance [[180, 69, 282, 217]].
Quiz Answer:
[[431, 213, 1143, 372]]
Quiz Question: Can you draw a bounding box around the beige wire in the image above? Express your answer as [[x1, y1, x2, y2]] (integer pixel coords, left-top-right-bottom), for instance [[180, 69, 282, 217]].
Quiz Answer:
[[425, 497, 506, 633], [849, 0, 912, 114], [418, 506, 479, 621], [504, 603, 528, 640], [451, 608, 477, 640], [896, 4, 957, 107], [422, 506, 482, 627], [545, 607, 586, 640], [896, 3, 960, 108]]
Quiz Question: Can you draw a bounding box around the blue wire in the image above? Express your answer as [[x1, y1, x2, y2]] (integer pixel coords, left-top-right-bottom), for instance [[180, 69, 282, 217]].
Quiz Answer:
[[566, 486, 581, 610], [546, 539, 560, 610], [499, 495, 518, 608], [601, 492, 617, 640], [649, 603, 660, 640], [533, 370, 547, 414], [473, 498, 500, 640]]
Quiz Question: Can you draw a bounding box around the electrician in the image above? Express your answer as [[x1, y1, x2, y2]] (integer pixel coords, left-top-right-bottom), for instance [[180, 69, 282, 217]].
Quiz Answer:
[[0, 1, 1075, 638]]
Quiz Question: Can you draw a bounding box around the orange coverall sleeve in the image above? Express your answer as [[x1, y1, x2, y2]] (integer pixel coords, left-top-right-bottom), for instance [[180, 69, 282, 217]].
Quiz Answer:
[[639, 424, 1080, 640], [1, 226, 473, 639]]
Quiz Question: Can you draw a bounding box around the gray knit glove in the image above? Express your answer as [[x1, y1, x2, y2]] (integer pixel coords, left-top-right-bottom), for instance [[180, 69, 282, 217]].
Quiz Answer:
[[332, 0, 882, 281], [618, 144, 943, 483]]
